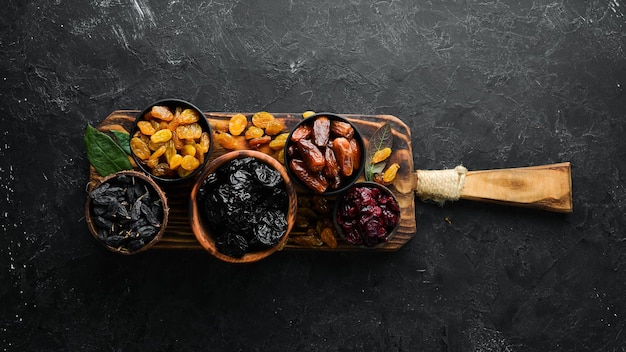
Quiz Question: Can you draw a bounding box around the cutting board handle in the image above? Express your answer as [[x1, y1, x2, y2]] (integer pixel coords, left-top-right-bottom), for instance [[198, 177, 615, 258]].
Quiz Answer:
[[415, 162, 573, 213]]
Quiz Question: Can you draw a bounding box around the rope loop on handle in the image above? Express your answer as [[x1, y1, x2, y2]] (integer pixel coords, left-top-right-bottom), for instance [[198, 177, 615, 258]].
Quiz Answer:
[[415, 166, 467, 205]]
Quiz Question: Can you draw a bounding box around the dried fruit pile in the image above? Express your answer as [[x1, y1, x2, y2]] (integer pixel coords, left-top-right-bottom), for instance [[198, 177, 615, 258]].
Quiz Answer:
[[89, 174, 164, 252], [287, 115, 362, 193], [131, 105, 210, 178], [214, 112, 289, 160], [197, 157, 289, 258], [291, 195, 338, 248], [336, 185, 400, 246]]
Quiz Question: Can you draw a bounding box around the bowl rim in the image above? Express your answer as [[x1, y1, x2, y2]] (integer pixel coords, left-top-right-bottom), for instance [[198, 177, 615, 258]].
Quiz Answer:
[[189, 149, 298, 263], [85, 170, 170, 255], [332, 181, 400, 249], [283, 112, 366, 196], [130, 98, 212, 183]]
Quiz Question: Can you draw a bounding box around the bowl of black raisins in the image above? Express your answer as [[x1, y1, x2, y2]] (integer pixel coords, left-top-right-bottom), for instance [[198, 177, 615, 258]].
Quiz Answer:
[[86, 170, 169, 254], [333, 182, 401, 248], [190, 150, 298, 263], [130, 98, 212, 183], [284, 113, 365, 195]]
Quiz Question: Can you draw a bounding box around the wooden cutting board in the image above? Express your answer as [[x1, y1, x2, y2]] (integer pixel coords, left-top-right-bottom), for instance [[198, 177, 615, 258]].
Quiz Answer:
[[89, 111, 417, 251]]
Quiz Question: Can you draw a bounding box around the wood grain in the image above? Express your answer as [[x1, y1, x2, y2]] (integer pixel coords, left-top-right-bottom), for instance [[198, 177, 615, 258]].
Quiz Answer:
[[460, 162, 573, 213], [90, 111, 417, 252]]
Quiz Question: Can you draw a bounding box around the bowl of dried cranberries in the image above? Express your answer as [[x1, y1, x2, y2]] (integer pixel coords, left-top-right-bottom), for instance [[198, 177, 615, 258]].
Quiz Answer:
[[86, 170, 169, 254], [130, 99, 212, 183], [284, 112, 365, 195], [333, 182, 401, 247], [190, 150, 298, 263]]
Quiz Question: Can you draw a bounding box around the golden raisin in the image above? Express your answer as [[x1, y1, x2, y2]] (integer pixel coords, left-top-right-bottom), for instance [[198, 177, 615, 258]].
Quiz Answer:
[[244, 126, 264, 140], [291, 235, 323, 246], [181, 155, 200, 171], [249, 135, 271, 149], [150, 129, 173, 144], [319, 227, 337, 248], [171, 131, 184, 150], [229, 114, 248, 136], [197, 132, 210, 153], [302, 110, 315, 118], [215, 132, 238, 150], [181, 144, 197, 157], [169, 154, 183, 169], [372, 147, 392, 164], [382, 163, 400, 183], [137, 121, 156, 135], [150, 145, 166, 161], [164, 140, 176, 163], [213, 120, 229, 133], [264, 119, 284, 135], [178, 167, 193, 178], [176, 123, 202, 140], [179, 108, 199, 124], [130, 137, 151, 160], [252, 111, 275, 129], [269, 133, 289, 150], [150, 105, 174, 121]]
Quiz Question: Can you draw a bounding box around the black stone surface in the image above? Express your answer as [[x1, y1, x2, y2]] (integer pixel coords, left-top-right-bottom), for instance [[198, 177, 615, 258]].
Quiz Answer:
[[2, 0, 625, 351]]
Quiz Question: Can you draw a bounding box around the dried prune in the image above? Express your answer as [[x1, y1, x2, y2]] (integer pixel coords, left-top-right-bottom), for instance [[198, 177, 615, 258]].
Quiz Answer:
[[197, 157, 289, 258]]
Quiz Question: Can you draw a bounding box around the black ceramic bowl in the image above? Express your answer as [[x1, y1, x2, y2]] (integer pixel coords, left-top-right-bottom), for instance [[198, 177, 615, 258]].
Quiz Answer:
[[130, 98, 212, 183], [333, 181, 401, 248], [284, 112, 365, 195]]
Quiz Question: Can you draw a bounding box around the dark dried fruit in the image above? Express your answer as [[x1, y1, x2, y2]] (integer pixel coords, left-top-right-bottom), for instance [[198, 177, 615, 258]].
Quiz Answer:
[[336, 185, 400, 247], [198, 157, 289, 258], [297, 139, 325, 172], [312, 116, 330, 146], [287, 115, 362, 193], [89, 175, 163, 252]]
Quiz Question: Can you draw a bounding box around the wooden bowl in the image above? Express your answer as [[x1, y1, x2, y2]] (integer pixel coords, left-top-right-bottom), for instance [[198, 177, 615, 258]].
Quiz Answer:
[[284, 112, 366, 195], [333, 181, 400, 248], [85, 170, 169, 254], [190, 150, 298, 263], [130, 98, 212, 183]]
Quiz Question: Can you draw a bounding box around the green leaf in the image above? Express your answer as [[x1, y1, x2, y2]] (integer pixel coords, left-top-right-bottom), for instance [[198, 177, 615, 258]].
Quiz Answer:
[[111, 130, 131, 155], [85, 125, 132, 176], [364, 122, 393, 181]]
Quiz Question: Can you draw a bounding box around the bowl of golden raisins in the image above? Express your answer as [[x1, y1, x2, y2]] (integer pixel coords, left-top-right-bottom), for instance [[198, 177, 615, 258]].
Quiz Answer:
[[284, 113, 365, 195], [130, 99, 212, 183]]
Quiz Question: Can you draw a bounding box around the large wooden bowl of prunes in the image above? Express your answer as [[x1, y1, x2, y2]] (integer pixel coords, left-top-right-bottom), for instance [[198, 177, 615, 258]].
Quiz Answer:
[[284, 112, 365, 195], [190, 150, 298, 263], [86, 170, 169, 254]]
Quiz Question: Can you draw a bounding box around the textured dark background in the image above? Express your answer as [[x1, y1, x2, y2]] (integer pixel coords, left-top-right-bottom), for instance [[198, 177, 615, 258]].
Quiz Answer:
[[2, 0, 626, 351]]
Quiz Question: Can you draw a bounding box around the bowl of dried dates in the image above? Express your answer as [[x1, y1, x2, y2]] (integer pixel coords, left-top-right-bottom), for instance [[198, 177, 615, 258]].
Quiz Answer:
[[284, 113, 365, 195], [130, 99, 212, 183], [85, 170, 169, 254], [190, 150, 298, 263], [333, 182, 401, 247]]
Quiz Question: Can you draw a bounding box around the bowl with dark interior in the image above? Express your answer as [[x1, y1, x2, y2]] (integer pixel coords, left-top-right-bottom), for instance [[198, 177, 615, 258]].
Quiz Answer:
[[85, 170, 169, 254], [333, 181, 401, 248], [130, 98, 212, 183], [190, 150, 298, 263], [283, 112, 365, 195]]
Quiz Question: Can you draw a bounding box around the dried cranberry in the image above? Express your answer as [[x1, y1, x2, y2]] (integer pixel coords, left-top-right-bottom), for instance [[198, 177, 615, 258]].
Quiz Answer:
[[336, 184, 400, 246]]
